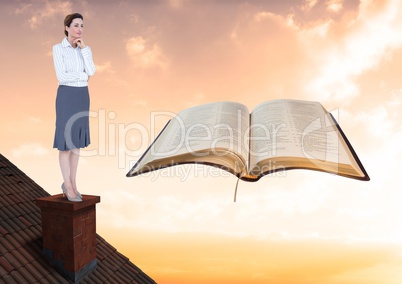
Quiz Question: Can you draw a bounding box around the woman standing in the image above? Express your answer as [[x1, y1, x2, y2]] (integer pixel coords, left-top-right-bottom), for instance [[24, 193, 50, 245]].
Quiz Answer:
[[53, 13, 96, 202]]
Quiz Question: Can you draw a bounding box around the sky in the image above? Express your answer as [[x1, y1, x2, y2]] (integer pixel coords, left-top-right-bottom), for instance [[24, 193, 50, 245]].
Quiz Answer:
[[1, 0, 402, 283]]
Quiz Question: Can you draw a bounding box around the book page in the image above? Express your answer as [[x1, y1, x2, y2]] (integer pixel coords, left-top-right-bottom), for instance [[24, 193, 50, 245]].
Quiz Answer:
[[149, 101, 250, 164], [249, 99, 353, 171]]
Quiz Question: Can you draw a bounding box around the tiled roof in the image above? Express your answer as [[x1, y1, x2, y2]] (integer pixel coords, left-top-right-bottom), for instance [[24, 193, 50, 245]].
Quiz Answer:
[[0, 154, 156, 284]]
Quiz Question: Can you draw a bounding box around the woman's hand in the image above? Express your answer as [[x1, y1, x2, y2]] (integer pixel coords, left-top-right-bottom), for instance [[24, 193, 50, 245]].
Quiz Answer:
[[74, 38, 86, 49]]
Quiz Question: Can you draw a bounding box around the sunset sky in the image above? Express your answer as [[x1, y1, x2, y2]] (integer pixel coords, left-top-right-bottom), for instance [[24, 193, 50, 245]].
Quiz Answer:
[[2, 0, 402, 283]]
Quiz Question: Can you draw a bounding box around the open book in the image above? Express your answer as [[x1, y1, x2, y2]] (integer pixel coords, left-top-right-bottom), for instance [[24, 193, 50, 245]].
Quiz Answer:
[[127, 99, 369, 182]]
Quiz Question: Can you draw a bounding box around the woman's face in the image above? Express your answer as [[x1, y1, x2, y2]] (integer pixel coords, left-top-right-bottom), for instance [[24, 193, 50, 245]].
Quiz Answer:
[[66, 18, 84, 39]]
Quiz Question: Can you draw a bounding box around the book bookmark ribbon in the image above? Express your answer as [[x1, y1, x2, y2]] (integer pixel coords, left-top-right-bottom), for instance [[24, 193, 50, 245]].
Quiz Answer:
[[233, 178, 240, 202]]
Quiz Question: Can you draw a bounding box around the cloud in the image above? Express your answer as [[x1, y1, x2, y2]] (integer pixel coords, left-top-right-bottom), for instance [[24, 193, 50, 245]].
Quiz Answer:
[[301, 0, 319, 11], [326, 0, 343, 13], [126, 36, 169, 69], [299, 0, 402, 102], [95, 61, 115, 74], [15, 0, 72, 29], [99, 186, 226, 233], [12, 143, 50, 158], [169, 0, 187, 9]]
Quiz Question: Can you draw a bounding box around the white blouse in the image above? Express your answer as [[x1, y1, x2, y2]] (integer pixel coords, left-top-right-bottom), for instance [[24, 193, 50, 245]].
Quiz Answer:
[[53, 37, 96, 87]]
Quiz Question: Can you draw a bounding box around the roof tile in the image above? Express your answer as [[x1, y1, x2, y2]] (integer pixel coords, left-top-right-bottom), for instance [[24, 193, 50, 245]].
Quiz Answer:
[[1, 273, 17, 284], [1, 194, 15, 206], [0, 237, 14, 255], [0, 220, 13, 234], [4, 234, 21, 250], [7, 217, 25, 232], [7, 205, 21, 220], [10, 248, 29, 267], [0, 256, 14, 275], [45, 271, 70, 283], [8, 231, 26, 248], [7, 194, 22, 205], [14, 266, 36, 283], [115, 268, 134, 283], [27, 260, 48, 280], [125, 263, 140, 275], [30, 224, 43, 238], [9, 270, 27, 283], [18, 216, 33, 228], [22, 262, 45, 282], [84, 273, 105, 284], [17, 245, 36, 264], [14, 228, 31, 245], [3, 252, 23, 270], [1, 206, 15, 221]]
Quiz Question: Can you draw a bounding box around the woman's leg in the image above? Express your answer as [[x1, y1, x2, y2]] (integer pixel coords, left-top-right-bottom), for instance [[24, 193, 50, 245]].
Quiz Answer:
[[70, 148, 81, 195], [59, 150, 79, 199]]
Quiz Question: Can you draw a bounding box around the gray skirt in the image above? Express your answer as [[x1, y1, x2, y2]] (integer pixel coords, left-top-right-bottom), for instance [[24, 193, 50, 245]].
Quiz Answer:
[[53, 85, 90, 150]]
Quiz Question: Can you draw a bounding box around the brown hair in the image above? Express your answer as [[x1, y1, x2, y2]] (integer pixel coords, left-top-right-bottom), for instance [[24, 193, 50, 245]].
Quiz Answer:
[[64, 13, 83, 36]]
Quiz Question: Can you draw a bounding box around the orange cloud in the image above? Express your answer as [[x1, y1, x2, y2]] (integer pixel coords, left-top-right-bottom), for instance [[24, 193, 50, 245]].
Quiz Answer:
[[126, 36, 169, 69], [15, 0, 72, 29]]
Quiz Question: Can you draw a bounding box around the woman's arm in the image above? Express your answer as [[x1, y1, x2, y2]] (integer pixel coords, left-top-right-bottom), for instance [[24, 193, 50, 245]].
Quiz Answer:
[[53, 45, 89, 84], [81, 46, 96, 77]]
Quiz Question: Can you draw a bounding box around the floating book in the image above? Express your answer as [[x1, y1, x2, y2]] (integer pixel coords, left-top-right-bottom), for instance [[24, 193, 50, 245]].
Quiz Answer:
[[127, 99, 369, 182]]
